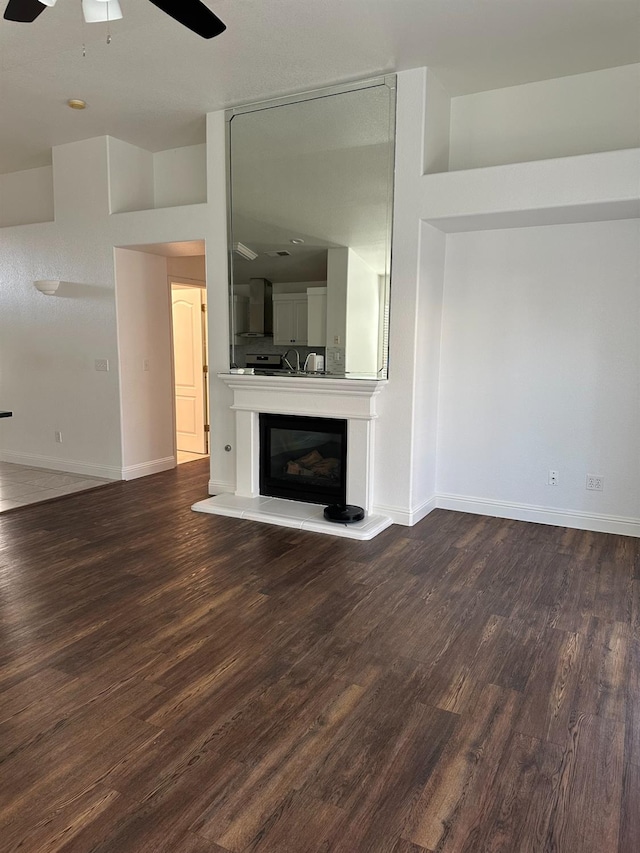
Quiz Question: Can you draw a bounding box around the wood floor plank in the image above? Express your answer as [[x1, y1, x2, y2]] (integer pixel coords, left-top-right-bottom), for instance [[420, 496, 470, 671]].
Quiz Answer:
[[619, 761, 640, 853], [0, 716, 161, 847], [571, 616, 629, 722], [2, 784, 121, 853], [625, 637, 640, 768], [0, 459, 636, 852], [405, 683, 522, 851], [594, 559, 633, 624], [631, 579, 640, 639], [195, 681, 368, 850], [323, 701, 457, 853], [545, 555, 597, 633], [515, 628, 582, 744], [391, 841, 432, 853], [238, 789, 345, 853], [512, 738, 565, 853], [0, 666, 73, 723], [456, 732, 549, 853], [538, 712, 624, 853]]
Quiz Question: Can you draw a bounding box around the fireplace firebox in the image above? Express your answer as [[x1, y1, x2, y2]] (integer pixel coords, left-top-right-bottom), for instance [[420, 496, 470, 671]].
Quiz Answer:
[[259, 413, 347, 505]]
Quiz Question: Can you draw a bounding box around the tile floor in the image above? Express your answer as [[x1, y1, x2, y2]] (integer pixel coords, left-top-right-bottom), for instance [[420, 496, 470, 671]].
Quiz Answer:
[[0, 462, 111, 514]]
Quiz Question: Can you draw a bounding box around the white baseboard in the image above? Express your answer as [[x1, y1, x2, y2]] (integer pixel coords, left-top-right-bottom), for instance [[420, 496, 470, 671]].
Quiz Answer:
[[0, 450, 121, 480], [374, 496, 437, 527], [121, 457, 175, 481], [436, 493, 640, 538], [208, 479, 235, 496]]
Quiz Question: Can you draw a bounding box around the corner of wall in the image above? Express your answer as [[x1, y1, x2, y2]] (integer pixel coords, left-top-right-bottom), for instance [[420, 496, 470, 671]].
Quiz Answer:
[[424, 69, 452, 174], [52, 136, 111, 222], [205, 109, 236, 494], [106, 137, 155, 214]]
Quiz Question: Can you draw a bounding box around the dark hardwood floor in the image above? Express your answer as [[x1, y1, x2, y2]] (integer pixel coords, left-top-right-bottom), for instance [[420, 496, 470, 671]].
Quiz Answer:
[[0, 458, 638, 852]]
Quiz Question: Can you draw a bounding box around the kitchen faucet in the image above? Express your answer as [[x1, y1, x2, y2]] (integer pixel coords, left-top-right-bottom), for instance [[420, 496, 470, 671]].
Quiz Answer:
[[282, 349, 301, 372]]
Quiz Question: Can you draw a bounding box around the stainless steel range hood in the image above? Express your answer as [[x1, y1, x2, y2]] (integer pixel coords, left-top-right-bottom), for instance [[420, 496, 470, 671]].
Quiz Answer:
[[240, 278, 273, 337]]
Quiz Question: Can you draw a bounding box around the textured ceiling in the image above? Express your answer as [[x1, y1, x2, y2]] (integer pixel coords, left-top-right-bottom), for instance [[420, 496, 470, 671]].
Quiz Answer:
[[0, 0, 638, 174]]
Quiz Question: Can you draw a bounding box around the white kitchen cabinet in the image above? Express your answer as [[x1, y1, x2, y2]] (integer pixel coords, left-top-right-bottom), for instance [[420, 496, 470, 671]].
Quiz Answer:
[[273, 293, 308, 345]]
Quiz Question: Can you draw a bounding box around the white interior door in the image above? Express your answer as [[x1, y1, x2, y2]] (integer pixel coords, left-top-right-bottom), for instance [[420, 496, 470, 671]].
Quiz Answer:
[[172, 285, 207, 454]]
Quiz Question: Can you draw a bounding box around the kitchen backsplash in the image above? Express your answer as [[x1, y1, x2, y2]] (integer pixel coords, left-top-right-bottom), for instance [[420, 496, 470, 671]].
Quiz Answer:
[[232, 338, 326, 369]]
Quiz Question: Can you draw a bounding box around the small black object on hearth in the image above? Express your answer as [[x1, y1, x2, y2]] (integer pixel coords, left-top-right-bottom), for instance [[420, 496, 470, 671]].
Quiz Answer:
[[324, 504, 365, 524]]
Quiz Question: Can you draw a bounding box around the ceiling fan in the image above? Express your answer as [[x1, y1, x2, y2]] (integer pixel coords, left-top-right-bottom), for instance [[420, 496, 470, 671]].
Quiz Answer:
[[3, 0, 226, 39]]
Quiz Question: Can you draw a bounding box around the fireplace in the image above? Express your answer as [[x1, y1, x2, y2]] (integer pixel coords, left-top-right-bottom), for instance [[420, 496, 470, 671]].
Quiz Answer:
[[193, 375, 391, 540], [259, 413, 347, 505]]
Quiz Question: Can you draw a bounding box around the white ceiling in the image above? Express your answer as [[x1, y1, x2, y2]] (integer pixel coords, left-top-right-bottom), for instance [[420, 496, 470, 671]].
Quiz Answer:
[[0, 0, 638, 175]]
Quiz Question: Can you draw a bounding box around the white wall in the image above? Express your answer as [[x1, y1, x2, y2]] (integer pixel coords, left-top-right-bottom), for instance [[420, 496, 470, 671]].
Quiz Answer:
[[0, 166, 54, 227], [449, 63, 640, 170], [378, 66, 640, 534], [0, 138, 122, 478], [107, 138, 155, 214], [115, 249, 175, 478], [325, 248, 348, 373], [108, 139, 206, 214], [374, 67, 444, 523], [436, 220, 640, 530], [205, 111, 235, 494], [0, 134, 211, 479], [411, 222, 445, 509], [154, 145, 207, 209], [324, 248, 382, 376], [345, 249, 380, 374], [424, 69, 451, 174]]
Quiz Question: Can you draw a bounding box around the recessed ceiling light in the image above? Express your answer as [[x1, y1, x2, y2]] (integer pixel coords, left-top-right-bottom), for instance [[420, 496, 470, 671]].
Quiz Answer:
[[290, 238, 304, 244], [67, 99, 87, 110]]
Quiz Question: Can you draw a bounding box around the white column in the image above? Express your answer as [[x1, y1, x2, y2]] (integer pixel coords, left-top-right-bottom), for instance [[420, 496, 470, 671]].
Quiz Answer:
[[235, 410, 260, 497], [346, 419, 374, 511]]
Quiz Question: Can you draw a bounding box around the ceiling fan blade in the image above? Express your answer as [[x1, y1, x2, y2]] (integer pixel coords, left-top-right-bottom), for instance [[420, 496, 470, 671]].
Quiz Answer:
[[147, 0, 226, 39], [4, 0, 47, 22]]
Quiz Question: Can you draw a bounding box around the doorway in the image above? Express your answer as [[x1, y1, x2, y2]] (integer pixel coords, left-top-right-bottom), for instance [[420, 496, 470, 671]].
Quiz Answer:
[[114, 241, 210, 480], [171, 282, 209, 464]]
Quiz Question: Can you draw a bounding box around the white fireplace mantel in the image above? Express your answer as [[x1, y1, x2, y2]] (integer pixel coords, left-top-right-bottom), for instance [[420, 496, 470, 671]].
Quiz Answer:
[[192, 373, 392, 540], [220, 373, 385, 418]]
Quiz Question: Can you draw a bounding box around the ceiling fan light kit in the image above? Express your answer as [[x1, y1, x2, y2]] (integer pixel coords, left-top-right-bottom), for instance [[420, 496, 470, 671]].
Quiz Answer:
[[81, 0, 123, 24], [3, 0, 226, 38]]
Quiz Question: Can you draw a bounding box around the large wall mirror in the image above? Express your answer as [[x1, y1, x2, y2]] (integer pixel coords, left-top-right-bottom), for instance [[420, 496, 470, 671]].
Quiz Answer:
[[226, 76, 396, 379]]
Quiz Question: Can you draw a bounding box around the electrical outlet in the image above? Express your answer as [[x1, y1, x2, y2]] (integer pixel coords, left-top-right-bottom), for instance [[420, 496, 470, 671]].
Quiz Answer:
[[54, 430, 63, 443], [586, 474, 604, 491], [548, 470, 559, 486], [95, 359, 109, 372]]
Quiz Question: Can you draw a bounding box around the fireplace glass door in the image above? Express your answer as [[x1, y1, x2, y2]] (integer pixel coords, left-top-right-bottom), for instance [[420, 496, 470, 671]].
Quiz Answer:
[[259, 414, 347, 505]]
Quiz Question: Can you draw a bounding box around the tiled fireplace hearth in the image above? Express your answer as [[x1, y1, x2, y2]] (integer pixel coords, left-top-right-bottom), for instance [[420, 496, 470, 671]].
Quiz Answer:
[[192, 374, 392, 539]]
